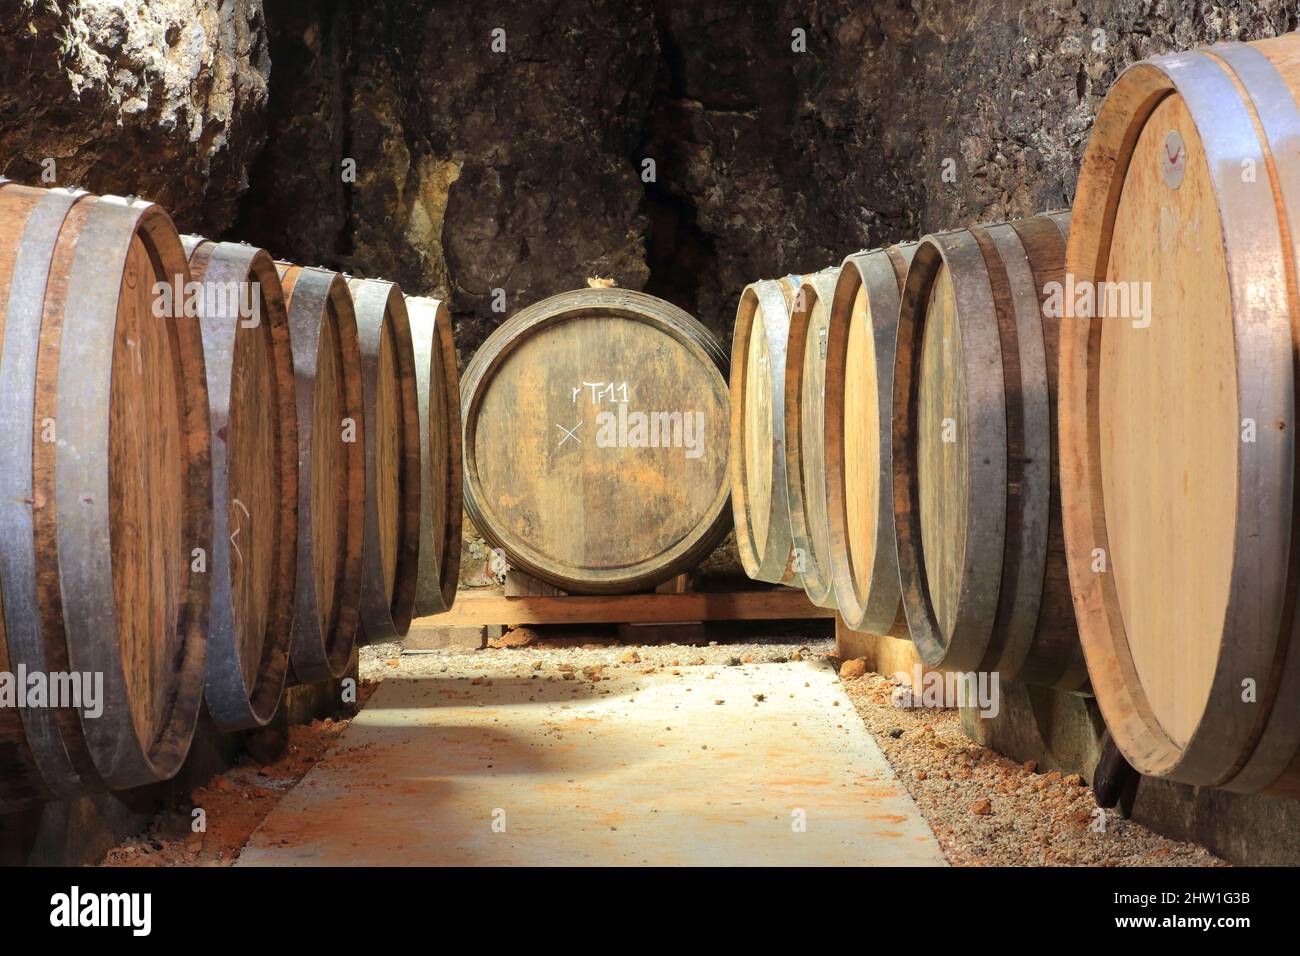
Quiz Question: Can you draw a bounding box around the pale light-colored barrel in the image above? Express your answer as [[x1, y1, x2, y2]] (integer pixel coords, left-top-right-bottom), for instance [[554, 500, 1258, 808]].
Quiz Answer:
[[824, 245, 914, 637], [349, 277, 422, 640], [783, 268, 841, 610], [1061, 34, 1300, 794], [730, 277, 801, 586], [892, 213, 1084, 689], [405, 295, 463, 617]]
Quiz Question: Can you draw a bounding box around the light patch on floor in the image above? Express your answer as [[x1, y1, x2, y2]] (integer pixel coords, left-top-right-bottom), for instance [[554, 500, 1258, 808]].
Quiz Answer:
[[237, 660, 945, 866]]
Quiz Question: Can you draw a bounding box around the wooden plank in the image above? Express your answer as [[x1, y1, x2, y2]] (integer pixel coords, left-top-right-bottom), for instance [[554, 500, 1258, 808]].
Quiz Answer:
[[834, 615, 932, 684], [403, 625, 499, 652], [412, 588, 835, 627], [654, 573, 691, 594], [504, 569, 567, 597]]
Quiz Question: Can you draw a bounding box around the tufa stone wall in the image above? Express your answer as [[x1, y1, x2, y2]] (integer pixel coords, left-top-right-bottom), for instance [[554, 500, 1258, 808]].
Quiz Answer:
[[0, 0, 270, 235], [235, 0, 1299, 356], [6, 1, 1298, 355]]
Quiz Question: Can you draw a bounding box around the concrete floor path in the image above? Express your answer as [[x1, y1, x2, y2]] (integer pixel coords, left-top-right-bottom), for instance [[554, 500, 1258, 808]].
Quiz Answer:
[[237, 658, 946, 866]]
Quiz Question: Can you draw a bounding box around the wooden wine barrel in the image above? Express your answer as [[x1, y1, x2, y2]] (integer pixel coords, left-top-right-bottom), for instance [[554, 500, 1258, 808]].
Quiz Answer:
[[0, 178, 60, 811], [185, 239, 297, 730], [824, 245, 915, 637], [0, 185, 211, 796], [784, 268, 841, 609], [348, 278, 422, 639], [892, 213, 1085, 689], [1061, 34, 1300, 793], [405, 296, 463, 616], [461, 288, 731, 594], [277, 264, 366, 683], [730, 277, 802, 585]]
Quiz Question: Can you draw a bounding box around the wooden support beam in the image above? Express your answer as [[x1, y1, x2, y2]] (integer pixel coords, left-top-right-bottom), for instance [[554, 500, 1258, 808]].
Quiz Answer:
[[403, 624, 503, 652], [410, 587, 835, 628], [504, 570, 567, 597], [834, 614, 930, 683]]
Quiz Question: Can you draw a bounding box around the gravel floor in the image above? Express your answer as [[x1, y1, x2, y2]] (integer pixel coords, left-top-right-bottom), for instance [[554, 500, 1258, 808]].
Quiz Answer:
[[360, 635, 1224, 867], [839, 671, 1223, 866], [361, 630, 833, 682]]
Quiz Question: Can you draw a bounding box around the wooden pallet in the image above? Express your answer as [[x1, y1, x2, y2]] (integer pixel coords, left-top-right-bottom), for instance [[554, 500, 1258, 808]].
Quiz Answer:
[[405, 570, 834, 650]]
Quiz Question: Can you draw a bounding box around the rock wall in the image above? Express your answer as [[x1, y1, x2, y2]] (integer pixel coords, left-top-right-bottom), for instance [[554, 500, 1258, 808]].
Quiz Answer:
[[0, 0, 270, 236], [642, 0, 1298, 328], [230, 0, 1297, 357], [235, 0, 658, 359], [7, 1, 1295, 354], [898, 0, 1298, 230]]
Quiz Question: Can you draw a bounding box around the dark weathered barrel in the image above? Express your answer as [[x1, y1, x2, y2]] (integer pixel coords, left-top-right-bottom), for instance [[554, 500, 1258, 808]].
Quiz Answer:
[[1062, 34, 1300, 794], [461, 288, 731, 594], [405, 295, 463, 617], [730, 277, 801, 586], [892, 213, 1084, 688], [783, 268, 841, 609], [824, 245, 914, 638], [349, 278, 422, 639], [278, 263, 366, 682], [185, 238, 298, 730], [0, 184, 212, 800]]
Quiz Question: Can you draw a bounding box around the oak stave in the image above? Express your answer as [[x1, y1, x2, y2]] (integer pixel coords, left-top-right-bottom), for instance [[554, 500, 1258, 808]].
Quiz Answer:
[[824, 245, 915, 637], [1061, 34, 1300, 793], [0, 184, 212, 799], [349, 278, 422, 640], [278, 264, 366, 683], [461, 288, 732, 595], [405, 296, 463, 617], [784, 269, 842, 610], [730, 277, 802, 586], [892, 213, 1086, 689]]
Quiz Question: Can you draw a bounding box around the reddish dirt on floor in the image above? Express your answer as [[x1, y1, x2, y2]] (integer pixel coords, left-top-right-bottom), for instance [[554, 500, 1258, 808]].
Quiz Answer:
[[99, 681, 379, 867]]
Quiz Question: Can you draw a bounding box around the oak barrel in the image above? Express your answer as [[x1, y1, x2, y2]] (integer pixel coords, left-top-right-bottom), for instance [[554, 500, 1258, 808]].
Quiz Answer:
[[824, 245, 915, 637], [185, 238, 297, 730], [892, 213, 1085, 689], [730, 278, 801, 585], [783, 268, 841, 609], [405, 296, 463, 617], [461, 288, 731, 594], [278, 264, 366, 682], [0, 178, 54, 810], [1061, 34, 1300, 793], [348, 278, 422, 639], [0, 184, 211, 798]]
